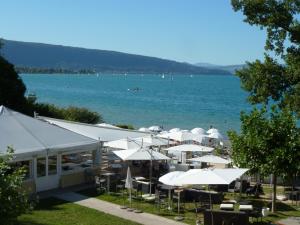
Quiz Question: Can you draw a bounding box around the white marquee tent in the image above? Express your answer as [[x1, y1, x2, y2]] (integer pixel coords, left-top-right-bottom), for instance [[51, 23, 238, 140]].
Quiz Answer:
[[0, 106, 98, 159]]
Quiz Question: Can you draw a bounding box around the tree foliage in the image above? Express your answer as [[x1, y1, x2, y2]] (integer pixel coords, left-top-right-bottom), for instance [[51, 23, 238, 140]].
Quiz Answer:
[[231, 0, 300, 116], [32, 102, 103, 124], [0, 147, 31, 224], [228, 106, 300, 178], [0, 55, 28, 112]]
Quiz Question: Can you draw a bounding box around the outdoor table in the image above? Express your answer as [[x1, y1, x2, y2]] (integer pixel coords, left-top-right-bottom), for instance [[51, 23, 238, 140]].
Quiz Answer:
[[222, 200, 237, 204], [220, 203, 234, 211], [102, 172, 115, 194], [239, 204, 253, 211], [134, 176, 146, 181]]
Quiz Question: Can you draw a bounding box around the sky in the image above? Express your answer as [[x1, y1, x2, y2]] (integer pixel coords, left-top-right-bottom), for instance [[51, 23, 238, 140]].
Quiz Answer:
[[0, 0, 267, 65]]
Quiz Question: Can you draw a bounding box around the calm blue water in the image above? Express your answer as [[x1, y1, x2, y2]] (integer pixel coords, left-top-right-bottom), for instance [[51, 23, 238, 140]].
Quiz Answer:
[[20, 74, 251, 133]]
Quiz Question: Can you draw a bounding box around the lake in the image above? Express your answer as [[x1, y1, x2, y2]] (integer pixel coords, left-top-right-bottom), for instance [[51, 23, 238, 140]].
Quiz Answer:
[[21, 74, 251, 134]]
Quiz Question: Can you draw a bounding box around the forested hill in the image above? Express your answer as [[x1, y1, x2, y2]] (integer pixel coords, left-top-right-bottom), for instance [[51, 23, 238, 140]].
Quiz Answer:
[[1, 39, 230, 75]]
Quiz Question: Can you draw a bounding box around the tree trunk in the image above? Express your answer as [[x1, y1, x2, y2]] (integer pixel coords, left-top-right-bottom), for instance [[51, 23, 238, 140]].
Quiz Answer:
[[271, 174, 277, 213]]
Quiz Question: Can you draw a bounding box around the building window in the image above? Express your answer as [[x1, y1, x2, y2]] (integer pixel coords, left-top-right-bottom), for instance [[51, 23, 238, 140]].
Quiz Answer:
[[37, 157, 46, 177], [48, 155, 57, 175], [62, 151, 93, 172]]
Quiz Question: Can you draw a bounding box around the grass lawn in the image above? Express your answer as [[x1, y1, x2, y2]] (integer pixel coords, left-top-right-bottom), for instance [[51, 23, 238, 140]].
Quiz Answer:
[[17, 197, 141, 225], [79, 188, 300, 225]]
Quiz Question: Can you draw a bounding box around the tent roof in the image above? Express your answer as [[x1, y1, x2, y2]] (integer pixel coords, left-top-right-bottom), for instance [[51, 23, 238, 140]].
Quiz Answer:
[[165, 144, 214, 152], [113, 148, 170, 161], [0, 106, 98, 158], [40, 116, 149, 141], [187, 155, 231, 164]]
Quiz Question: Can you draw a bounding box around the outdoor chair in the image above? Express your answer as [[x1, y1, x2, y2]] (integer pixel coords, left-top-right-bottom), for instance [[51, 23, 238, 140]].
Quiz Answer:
[[95, 176, 106, 193], [245, 182, 263, 197], [155, 190, 169, 211], [249, 207, 263, 223]]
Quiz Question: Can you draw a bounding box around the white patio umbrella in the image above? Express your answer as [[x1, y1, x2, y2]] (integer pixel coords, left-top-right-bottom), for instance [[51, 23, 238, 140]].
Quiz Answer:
[[113, 148, 170, 195], [134, 135, 175, 147], [125, 166, 133, 209], [165, 144, 214, 153], [138, 127, 150, 132], [192, 134, 208, 144], [158, 171, 185, 210], [148, 126, 162, 132], [207, 128, 219, 134], [169, 128, 181, 133], [187, 155, 231, 164], [159, 171, 185, 186], [177, 168, 248, 185], [191, 128, 206, 135], [158, 130, 194, 142], [207, 132, 224, 140], [104, 138, 151, 150]]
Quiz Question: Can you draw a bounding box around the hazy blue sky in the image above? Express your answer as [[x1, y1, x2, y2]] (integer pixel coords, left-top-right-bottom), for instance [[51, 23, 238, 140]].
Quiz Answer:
[[0, 0, 267, 65]]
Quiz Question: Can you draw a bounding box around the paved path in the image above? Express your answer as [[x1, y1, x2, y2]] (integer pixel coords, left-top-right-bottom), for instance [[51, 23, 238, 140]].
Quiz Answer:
[[54, 192, 186, 225], [277, 217, 300, 225]]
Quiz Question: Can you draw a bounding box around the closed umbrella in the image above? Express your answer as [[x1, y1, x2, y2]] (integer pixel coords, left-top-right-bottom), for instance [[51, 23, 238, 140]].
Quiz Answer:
[[125, 167, 133, 209]]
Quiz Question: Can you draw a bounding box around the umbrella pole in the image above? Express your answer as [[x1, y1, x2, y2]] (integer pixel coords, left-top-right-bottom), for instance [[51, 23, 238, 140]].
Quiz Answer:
[[149, 148, 153, 196]]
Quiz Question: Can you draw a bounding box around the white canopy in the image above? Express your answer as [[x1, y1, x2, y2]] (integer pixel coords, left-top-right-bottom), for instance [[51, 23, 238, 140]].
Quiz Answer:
[[178, 168, 248, 185], [0, 106, 98, 159], [187, 155, 231, 164], [113, 148, 170, 161], [193, 134, 208, 143], [169, 128, 181, 133], [207, 128, 219, 134], [158, 130, 194, 142], [104, 138, 150, 150], [138, 127, 150, 132], [207, 132, 224, 140], [191, 128, 206, 135], [134, 135, 174, 146], [148, 126, 162, 132], [158, 171, 185, 186], [41, 116, 148, 141], [165, 144, 214, 153]]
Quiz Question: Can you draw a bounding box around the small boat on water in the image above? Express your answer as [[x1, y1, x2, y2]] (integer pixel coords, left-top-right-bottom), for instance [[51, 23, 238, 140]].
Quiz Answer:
[[127, 87, 141, 92], [161, 74, 165, 79]]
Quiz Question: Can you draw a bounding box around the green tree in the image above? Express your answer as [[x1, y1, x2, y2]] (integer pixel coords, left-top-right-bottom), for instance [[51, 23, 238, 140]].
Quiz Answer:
[[228, 106, 300, 212], [0, 147, 31, 224], [231, 0, 300, 116], [0, 55, 28, 112], [231, 0, 300, 212]]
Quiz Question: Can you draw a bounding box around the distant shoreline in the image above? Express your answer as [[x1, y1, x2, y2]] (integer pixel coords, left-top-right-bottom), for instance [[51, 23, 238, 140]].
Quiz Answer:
[[17, 67, 233, 76]]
